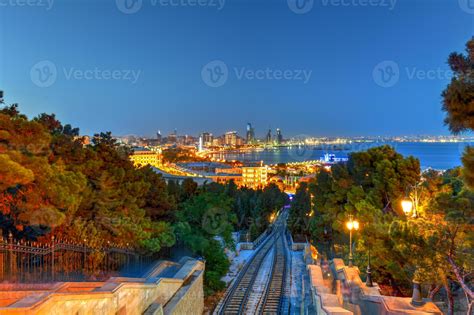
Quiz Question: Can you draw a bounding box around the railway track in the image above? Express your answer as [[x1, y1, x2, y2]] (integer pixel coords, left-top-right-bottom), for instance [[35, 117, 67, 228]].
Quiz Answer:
[[217, 232, 276, 315], [258, 235, 288, 314], [217, 215, 289, 315]]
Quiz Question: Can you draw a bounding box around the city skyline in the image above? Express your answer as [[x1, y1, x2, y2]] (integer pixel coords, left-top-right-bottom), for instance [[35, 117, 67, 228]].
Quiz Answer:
[[113, 124, 473, 140], [1, 1, 472, 137]]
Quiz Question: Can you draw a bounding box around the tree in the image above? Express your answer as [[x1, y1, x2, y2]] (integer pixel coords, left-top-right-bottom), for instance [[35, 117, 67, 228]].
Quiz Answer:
[[288, 182, 311, 238], [389, 170, 473, 314], [442, 39, 474, 134], [0, 100, 176, 255], [174, 192, 236, 295], [308, 146, 421, 287], [442, 38, 474, 191]]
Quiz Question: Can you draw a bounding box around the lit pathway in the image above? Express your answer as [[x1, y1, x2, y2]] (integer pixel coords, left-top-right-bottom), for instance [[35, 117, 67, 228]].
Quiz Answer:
[[289, 250, 315, 315]]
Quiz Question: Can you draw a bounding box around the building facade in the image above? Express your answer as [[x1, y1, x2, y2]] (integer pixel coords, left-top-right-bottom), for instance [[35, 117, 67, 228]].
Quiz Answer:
[[242, 165, 268, 189], [129, 148, 161, 168]]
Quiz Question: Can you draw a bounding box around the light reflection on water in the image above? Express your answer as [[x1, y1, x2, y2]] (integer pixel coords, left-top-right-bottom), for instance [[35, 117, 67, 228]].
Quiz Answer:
[[212, 142, 469, 170]]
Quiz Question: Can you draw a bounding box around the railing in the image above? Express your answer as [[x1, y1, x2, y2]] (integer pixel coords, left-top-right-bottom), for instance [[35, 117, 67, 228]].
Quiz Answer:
[[0, 233, 154, 283]]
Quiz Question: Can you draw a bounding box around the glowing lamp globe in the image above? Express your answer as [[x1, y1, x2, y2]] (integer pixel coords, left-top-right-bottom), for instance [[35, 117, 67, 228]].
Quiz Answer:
[[353, 220, 360, 230], [346, 221, 354, 230], [401, 199, 413, 216]]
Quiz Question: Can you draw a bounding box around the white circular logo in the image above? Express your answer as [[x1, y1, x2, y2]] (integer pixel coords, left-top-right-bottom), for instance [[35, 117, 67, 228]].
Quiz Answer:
[[202, 207, 227, 235], [459, 0, 474, 14], [288, 134, 314, 162], [201, 60, 228, 88], [287, 0, 314, 14], [373, 60, 400, 88], [30, 60, 57, 88], [116, 0, 143, 14]]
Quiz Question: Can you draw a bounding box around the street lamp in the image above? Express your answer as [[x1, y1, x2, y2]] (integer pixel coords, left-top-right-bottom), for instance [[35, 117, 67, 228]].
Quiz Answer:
[[346, 214, 359, 267], [403, 182, 422, 217], [400, 198, 425, 307], [401, 198, 413, 216]]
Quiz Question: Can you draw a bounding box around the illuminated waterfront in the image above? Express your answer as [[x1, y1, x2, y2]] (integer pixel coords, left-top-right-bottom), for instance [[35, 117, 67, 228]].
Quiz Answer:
[[211, 142, 470, 170]]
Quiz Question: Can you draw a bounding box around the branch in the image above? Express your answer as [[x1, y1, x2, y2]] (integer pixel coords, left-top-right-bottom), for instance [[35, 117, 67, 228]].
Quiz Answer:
[[447, 256, 474, 300]]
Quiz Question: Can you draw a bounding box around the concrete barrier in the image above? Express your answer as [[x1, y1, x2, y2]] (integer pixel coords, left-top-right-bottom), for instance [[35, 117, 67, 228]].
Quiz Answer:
[[308, 265, 353, 315], [287, 232, 306, 251], [330, 258, 443, 315], [0, 258, 205, 315]]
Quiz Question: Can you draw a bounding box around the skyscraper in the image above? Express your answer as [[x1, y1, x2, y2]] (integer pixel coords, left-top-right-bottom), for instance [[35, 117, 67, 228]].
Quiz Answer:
[[276, 128, 283, 144], [201, 132, 213, 146], [156, 130, 162, 144], [266, 129, 272, 143], [246, 123, 255, 144], [225, 131, 238, 146]]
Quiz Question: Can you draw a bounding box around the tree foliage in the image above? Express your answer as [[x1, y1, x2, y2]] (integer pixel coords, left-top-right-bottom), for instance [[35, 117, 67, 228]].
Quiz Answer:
[[442, 39, 474, 134], [0, 104, 175, 252]]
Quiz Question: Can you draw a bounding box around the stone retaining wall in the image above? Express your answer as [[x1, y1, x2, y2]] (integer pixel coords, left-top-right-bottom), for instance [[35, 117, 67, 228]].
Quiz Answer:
[[0, 258, 204, 315]]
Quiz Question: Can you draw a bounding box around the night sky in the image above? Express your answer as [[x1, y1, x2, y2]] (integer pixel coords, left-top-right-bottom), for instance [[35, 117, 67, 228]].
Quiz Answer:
[[0, 0, 472, 137]]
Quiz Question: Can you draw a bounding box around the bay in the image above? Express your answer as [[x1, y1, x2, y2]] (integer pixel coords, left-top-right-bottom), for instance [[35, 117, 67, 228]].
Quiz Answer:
[[212, 142, 472, 170]]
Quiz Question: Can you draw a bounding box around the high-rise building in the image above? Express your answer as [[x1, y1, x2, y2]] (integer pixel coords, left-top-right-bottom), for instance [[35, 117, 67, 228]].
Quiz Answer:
[[266, 129, 272, 143], [201, 132, 213, 146], [156, 130, 162, 144], [198, 136, 204, 152], [276, 128, 283, 144], [225, 131, 238, 146], [167, 129, 178, 144], [246, 123, 255, 144]]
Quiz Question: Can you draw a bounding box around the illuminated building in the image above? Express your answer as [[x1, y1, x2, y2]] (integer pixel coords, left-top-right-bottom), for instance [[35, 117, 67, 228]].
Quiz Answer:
[[276, 128, 283, 144], [156, 130, 162, 143], [129, 147, 161, 168], [201, 132, 213, 146], [246, 123, 255, 143], [210, 174, 243, 186], [266, 129, 272, 143], [225, 131, 238, 146], [242, 163, 268, 189]]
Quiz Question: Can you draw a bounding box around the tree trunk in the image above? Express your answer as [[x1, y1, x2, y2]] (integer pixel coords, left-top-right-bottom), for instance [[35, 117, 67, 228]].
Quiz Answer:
[[429, 284, 442, 300], [448, 256, 474, 300], [445, 281, 455, 315]]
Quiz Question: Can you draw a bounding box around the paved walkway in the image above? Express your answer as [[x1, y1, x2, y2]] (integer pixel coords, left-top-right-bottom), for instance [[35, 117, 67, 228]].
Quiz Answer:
[[289, 251, 315, 315]]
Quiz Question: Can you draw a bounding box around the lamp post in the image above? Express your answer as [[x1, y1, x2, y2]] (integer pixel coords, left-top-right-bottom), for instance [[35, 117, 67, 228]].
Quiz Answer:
[[366, 248, 373, 287], [346, 215, 359, 268], [400, 198, 425, 307]]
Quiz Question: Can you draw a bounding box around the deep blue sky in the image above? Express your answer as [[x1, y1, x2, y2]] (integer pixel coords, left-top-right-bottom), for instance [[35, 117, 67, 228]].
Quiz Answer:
[[0, 0, 472, 137]]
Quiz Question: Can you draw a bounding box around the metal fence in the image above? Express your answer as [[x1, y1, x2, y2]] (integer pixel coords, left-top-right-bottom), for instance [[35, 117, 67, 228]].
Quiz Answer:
[[0, 233, 155, 283]]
